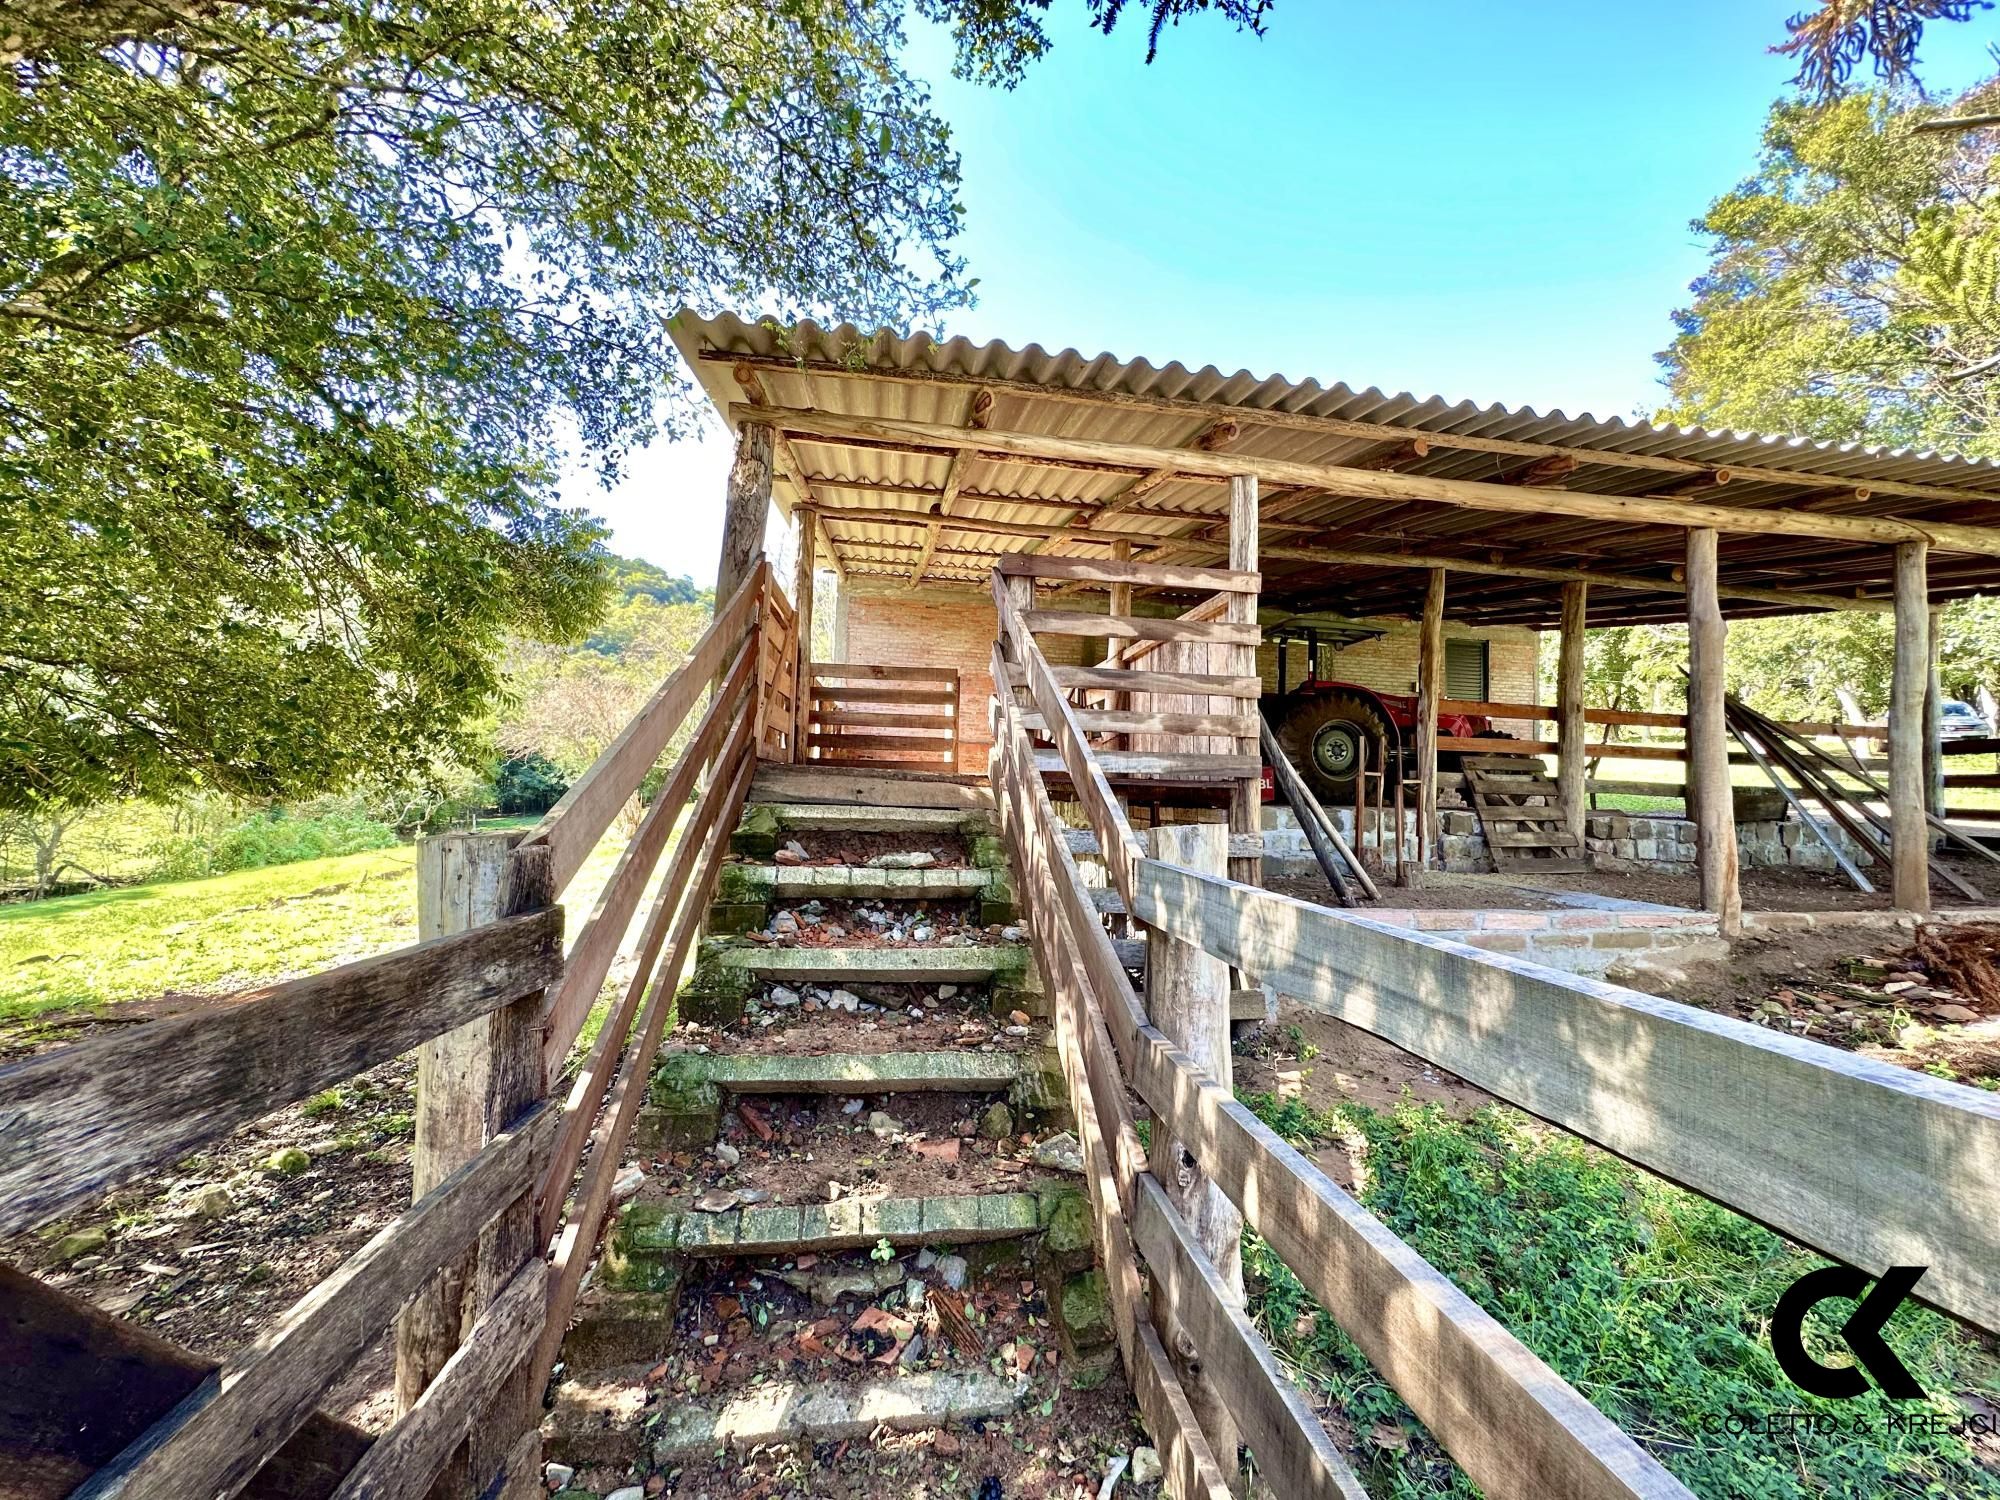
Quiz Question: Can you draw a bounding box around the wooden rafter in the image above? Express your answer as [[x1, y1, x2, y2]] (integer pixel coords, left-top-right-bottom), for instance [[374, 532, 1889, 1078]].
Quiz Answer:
[[910, 388, 994, 586], [739, 403, 2000, 556], [704, 349, 2000, 508], [802, 500, 1891, 613]]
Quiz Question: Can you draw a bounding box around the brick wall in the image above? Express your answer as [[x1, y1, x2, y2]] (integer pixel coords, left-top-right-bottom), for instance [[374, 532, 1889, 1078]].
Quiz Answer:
[[837, 582, 1090, 767]]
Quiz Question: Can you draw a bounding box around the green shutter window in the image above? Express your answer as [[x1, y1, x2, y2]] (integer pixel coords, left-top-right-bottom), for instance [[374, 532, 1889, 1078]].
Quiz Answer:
[[1444, 639, 1488, 701]]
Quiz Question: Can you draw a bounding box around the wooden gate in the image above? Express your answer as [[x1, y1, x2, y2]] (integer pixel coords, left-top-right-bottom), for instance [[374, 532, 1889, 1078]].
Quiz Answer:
[[805, 663, 960, 772]]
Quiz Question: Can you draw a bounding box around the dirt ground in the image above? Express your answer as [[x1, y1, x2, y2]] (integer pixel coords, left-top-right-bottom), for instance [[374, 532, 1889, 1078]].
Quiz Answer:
[[758, 830, 971, 868], [1265, 871, 1565, 911], [571, 1246, 1154, 1500], [1613, 921, 2000, 1086], [2, 1047, 418, 1432], [1270, 858, 2000, 914], [1518, 858, 1999, 913]]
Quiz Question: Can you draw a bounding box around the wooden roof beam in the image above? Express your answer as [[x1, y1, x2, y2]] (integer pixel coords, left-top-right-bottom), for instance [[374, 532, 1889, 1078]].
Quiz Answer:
[[909, 389, 995, 585], [738, 404, 2000, 557], [734, 363, 850, 581], [706, 349, 2000, 508], [801, 501, 1890, 613]]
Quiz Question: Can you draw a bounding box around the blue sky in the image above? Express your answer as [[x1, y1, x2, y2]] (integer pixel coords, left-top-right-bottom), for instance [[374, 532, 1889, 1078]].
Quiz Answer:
[[577, 0, 1999, 585]]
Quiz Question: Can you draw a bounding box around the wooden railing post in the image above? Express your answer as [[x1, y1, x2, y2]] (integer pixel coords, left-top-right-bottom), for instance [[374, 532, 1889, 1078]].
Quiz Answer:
[[1143, 820, 1244, 1492], [1415, 569, 1445, 868], [395, 830, 553, 1490]]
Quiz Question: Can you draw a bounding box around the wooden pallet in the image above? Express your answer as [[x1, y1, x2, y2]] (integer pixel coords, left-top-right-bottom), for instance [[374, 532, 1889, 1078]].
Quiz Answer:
[[1458, 755, 1591, 874]]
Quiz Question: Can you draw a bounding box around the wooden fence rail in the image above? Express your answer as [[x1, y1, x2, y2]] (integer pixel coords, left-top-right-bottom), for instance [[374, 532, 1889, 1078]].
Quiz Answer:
[[3, 552, 806, 1499], [987, 600, 1691, 1500], [806, 662, 960, 771]]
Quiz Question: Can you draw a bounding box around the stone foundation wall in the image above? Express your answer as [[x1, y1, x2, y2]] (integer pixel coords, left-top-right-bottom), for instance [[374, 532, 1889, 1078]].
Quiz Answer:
[[1259, 806, 1874, 880], [1349, 905, 1721, 976]]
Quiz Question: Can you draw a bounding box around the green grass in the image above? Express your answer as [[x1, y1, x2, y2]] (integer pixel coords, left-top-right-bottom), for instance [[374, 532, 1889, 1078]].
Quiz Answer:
[[1240, 1091, 2000, 1499], [0, 811, 653, 1028]]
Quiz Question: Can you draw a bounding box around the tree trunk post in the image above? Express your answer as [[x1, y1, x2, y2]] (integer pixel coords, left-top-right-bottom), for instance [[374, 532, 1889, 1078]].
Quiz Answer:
[[1891, 542, 1931, 912], [1556, 580, 1588, 841], [792, 507, 817, 762], [716, 421, 774, 612], [1143, 820, 1244, 1491], [1685, 528, 1741, 935], [1415, 568, 1445, 868], [1226, 476, 1262, 889], [395, 831, 554, 1490]]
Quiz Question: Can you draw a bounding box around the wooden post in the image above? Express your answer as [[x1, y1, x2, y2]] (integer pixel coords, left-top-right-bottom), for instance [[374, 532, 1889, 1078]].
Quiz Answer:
[[1556, 581, 1588, 841], [716, 421, 774, 609], [1891, 543, 1931, 912], [1226, 476, 1262, 889], [1143, 821, 1243, 1491], [1415, 569, 1445, 868], [1925, 604, 1945, 821], [1685, 529, 1741, 935], [792, 507, 817, 762], [1110, 539, 1133, 750], [394, 831, 553, 1488]]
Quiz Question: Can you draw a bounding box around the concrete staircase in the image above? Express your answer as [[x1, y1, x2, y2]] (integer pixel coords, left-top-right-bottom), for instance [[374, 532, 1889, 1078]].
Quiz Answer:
[[541, 766, 1144, 1497]]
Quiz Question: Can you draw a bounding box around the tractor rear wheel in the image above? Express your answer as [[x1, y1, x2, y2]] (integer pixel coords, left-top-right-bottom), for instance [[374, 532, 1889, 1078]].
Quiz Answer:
[[1274, 690, 1396, 803]]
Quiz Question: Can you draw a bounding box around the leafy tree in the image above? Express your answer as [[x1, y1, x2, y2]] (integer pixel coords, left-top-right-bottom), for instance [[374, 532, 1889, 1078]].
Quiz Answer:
[[1, 0, 1268, 814], [1655, 83, 2000, 719], [1780, 1, 1993, 97], [1660, 87, 2000, 450]]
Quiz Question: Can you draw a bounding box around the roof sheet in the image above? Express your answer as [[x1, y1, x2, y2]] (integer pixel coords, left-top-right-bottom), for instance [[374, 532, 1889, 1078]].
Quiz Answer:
[[667, 310, 2000, 627]]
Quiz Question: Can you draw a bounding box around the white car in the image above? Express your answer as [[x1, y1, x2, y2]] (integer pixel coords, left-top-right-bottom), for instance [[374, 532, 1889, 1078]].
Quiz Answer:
[[1940, 699, 1994, 741]]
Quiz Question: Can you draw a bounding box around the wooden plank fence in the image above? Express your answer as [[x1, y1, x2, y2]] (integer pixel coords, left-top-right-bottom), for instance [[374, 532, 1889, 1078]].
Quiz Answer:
[[0, 556, 798, 1498], [806, 662, 960, 771], [987, 567, 2000, 1495]]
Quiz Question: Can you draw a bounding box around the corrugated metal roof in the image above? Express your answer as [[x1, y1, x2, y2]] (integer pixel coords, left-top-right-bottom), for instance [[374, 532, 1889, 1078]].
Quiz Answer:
[[670, 310, 2000, 487], [666, 309, 2000, 626]]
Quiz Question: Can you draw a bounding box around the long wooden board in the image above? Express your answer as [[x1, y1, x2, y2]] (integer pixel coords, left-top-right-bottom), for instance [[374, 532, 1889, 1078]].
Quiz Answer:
[[330, 1261, 547, 1500], [0, 910, 563, 1235], [1131, 861, 2000, 1335], [1013, 662, 1264, 698], [76, 1105, 556, 1500], [0, 1265, 372, 1500], [997, 554, 1260, 592], [1124, 1022, 1690, 1500], [1132, 1178, 1369, 1500], [521, 563, 762, 897], [1022, 608, 1260, 646]]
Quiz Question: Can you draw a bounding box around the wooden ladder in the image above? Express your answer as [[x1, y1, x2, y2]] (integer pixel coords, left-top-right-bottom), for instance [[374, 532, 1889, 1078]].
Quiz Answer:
[[1459, 754, 1592, 875]]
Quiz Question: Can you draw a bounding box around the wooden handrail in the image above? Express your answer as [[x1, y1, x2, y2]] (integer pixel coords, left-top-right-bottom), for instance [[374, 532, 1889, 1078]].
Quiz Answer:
[[0, 910, 563, 1235], [539, 633, 758, 1073], [516, 559, 766, 899], [76, 1105, 556, 1500], [987, 661, 1686, 1500]]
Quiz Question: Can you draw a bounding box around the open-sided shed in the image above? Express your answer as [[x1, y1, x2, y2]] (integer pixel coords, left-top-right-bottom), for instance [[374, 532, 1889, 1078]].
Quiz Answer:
[[671, 310, 2000, 928]]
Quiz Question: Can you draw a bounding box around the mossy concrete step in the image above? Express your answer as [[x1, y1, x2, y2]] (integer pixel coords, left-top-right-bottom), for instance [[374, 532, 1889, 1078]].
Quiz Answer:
[[755, 802, 994, 836], [655, 1049, 1020, 1095], [740, 863, 992, 901], [721, 944, 1028, 986], [649, 1370, 1026, 1460], [613, 1191, 1051, 1260]]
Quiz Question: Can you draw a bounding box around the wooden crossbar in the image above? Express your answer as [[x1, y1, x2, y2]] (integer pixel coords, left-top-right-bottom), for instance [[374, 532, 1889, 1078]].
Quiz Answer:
[[0, 910, 563, 1235]]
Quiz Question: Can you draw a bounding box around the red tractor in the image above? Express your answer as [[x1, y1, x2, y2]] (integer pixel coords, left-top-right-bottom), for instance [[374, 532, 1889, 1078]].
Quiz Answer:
[[1263, 618, 1497, 802]]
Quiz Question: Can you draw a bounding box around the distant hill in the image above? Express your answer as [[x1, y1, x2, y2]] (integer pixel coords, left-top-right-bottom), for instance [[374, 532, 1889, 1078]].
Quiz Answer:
[[584, 553, 711, 657], [606, 554, 708, 608]]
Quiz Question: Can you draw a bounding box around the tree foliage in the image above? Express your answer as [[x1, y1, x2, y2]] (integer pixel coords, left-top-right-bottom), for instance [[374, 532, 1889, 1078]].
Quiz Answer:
[[1779, 1, 1993, 97], [1659, 87, 2000, 451], [1, 0, 1268, 813], [1648, 84, 2000, 717]]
